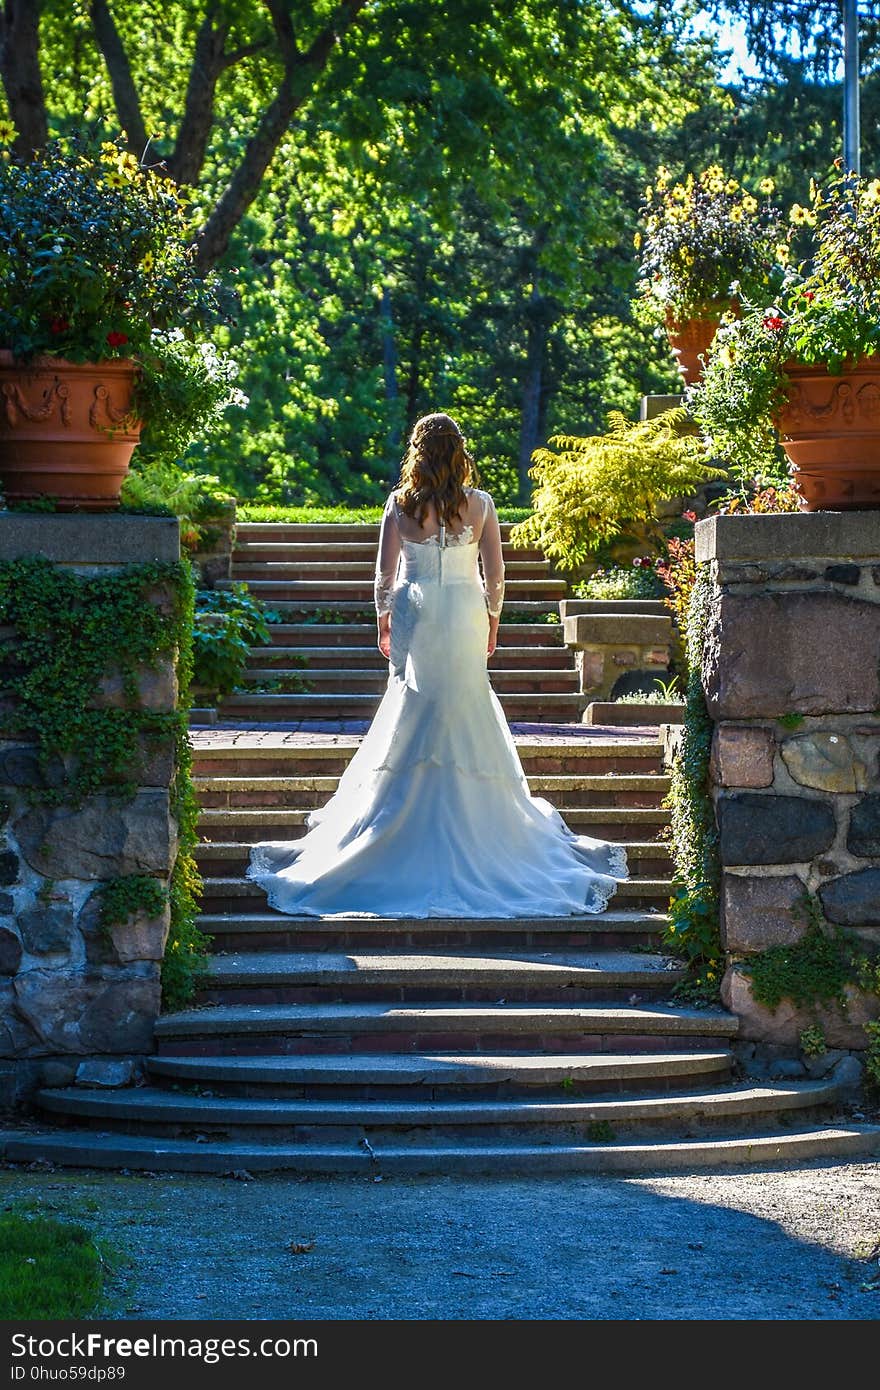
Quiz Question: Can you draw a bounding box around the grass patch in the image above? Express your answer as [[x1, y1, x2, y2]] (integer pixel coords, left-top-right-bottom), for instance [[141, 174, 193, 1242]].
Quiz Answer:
[[0, 1209, 104, 1318], [237, 503, 533, 524]]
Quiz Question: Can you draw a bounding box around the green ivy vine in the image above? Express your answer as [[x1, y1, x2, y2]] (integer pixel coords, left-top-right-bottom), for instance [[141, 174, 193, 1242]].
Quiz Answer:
[[0, 555, 207, 1008], [663, 561, 723, 999]]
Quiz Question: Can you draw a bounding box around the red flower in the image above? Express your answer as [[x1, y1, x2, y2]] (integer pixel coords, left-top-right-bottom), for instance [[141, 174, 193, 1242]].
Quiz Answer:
[[762, 313, 784, 332], [49, 317, 70, 335], [682, 509, 697, 523], [803, 291, 815, 302], [106, 330, 129, 347]]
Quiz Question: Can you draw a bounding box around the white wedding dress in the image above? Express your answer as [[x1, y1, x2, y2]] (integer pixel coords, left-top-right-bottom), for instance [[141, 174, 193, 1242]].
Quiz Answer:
[[247, 487, 628, 917]]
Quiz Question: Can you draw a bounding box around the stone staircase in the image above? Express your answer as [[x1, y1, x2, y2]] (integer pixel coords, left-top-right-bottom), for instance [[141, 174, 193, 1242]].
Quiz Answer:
[[204, 522, 586, 725], [3, 519, 877, 1173], [7, 732, 876, 1174]]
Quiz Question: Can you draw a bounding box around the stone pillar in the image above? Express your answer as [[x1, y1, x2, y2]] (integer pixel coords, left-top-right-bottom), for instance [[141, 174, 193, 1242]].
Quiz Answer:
[[696, 512, 880, 1047], [561, 603, 672, 703], [0, 515, 181, 1103], [189, 498, 236, 588]]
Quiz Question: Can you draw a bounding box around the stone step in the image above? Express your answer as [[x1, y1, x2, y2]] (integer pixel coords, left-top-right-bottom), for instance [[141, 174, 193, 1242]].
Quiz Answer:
[[217, 578, 566, 601], [196, 806, 670, 841], [239, 668, 581, 694], [232, 559, 552, 581], [194, 908, 670, 952], [214, 692, 588, 721], [199, 877, 672, 918], [34, 1080, 834, 1143], [146, 1049, 733, 1098], [152, 1001, 736, 1049], [5, 1123, 878, 1174], [194, 840, 672, 881], [234, 599, 560, 618], [234, 542, 545, 562], [246, 645, 575, 671], [258, 623, 565, 648], [190, 740, 664, 777], [195, 945, 683, 1006], [194, 773, 670, 810]]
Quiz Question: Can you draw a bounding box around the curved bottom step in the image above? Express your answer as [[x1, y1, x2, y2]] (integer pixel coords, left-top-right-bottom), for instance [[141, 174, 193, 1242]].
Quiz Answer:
[[1, 1125, 878, 1174], [36, 1079, 842, 1136]]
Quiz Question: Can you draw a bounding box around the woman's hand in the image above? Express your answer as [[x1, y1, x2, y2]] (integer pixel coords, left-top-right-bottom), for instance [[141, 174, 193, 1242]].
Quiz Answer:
[[377, 613, 391, 658], [487, 614, 500, 657]]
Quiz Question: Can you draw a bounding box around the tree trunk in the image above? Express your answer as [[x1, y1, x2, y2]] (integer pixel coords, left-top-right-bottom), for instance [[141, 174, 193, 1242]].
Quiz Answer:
[[380, 284, 403, 481], [518, 286, 548, 503], [0, 0, 48, 159]]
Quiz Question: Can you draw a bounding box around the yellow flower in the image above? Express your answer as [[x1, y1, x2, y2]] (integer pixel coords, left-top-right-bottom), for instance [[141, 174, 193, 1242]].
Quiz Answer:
[[717, 345, 735, 368], [726, 178, 739, 194], [655, 165, 670, 188], [633, 230, 642, 249], [701, 164, 724, 184], [0, 118, 17, 144], [789, 204, 807, 225], [759, 176, 775, 194], [140, 251, 155, 273], [117, 151, 139, 178], [729, 205, 744, 222], [706, 970, 716, 981], [103, 169, 126, 189], [680, 248, 695, 266], [706, 177, 724, 194], [644, 184, 654, 201], [775, 243, 790, 265], [866, 178, 880, 204], [741, 194, 758, 214]]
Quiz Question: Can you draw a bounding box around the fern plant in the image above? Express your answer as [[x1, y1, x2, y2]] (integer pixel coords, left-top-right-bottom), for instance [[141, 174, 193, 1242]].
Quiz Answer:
[[511, 409, 723, 569]]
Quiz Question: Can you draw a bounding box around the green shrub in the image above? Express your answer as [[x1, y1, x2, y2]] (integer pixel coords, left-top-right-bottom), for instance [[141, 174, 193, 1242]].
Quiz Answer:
[[574, 562, 662, 601], [193, 583, 272, 696], [511, 410, 722, 569]]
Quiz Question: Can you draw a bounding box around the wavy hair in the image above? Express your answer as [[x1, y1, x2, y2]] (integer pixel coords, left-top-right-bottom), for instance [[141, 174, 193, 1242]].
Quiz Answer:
[[396, 412, 478, 527]]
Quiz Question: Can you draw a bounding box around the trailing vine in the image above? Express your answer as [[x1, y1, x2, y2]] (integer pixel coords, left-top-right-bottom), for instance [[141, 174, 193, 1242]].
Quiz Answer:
[[662, 562, 723, 999], [0, 555, 207, 1007]]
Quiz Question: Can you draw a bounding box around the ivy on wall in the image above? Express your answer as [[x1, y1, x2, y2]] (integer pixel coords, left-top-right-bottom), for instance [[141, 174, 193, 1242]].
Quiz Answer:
[[662, 561, 723, 999], [0, 556, 207, 1007]]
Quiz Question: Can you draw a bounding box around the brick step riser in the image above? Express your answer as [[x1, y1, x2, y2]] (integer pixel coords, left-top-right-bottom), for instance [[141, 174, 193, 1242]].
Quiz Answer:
[[191, 756, 664, 780], [225, 581, 567, 600], [198, 821, 667, 844], [215, 701, 587, 721], [142, 1072, 731, 1102], [39, 1103, 835, 1146], [232, 564, 553, 582], [155, 1032, 731, 1058], [196, 982, 678, 1006], [245, 653, 575, 672], [195, 790, 666, 812], [237, 675, 582, 695], [199, 928, 662, 952], [233, 546, 547, 563], [234, 526, 524, 542], [261, 627, 565, 649]]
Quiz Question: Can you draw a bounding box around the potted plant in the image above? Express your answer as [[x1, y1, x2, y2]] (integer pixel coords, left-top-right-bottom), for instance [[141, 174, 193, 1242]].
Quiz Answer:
[[690, 167, 880, 510], [636, 166, 783, 384], [0, 129, 242, 508]]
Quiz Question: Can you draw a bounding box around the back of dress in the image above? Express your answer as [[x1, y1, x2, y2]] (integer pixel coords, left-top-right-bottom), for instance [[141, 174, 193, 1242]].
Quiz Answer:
[[374, 487, 505, 619]]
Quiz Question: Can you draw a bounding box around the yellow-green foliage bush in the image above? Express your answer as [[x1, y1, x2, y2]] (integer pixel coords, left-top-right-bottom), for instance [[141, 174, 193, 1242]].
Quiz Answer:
[[511, 408, 723, 569]]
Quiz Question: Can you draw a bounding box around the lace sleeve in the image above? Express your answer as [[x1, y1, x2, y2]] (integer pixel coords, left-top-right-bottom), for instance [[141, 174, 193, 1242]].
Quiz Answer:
[[478, 491, 505, 617], [374, 493, 401, 617]]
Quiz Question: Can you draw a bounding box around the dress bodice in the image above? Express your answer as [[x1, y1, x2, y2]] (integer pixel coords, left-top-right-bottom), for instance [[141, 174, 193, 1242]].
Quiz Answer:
[[374, 490, 505, 617], [398, 528, 481, 588]]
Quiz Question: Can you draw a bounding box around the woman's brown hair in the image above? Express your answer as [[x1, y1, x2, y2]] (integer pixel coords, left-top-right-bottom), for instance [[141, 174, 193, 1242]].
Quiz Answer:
[[396, 412, 478, 527]]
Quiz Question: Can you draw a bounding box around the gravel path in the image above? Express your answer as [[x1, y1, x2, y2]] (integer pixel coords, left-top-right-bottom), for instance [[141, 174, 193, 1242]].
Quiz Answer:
[[3, 1159, 879, 1320]]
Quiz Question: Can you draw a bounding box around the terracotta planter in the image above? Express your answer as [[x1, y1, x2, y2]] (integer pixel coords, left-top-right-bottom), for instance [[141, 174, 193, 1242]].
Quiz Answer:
[[664, 311, 721, 386], [776, 355, 880, 511], [0, 351, 141, 509]]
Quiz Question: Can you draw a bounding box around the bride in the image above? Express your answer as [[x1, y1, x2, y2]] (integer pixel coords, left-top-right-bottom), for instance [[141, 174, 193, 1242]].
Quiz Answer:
[[247, 412, 628, 917]]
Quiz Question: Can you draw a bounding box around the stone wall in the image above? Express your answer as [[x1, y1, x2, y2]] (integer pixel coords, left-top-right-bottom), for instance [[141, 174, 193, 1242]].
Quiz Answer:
[[695, 512, 880, 1049], [0, 515, 181, 1104], [190, 499, 236, 588]]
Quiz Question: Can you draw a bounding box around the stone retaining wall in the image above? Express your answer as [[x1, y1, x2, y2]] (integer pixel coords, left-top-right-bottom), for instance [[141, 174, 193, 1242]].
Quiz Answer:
[[694, 512, 880, 1049], [0, 515, 181, 1105]]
